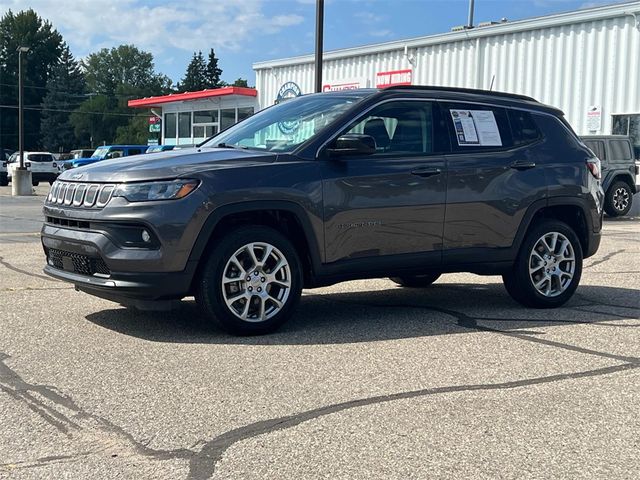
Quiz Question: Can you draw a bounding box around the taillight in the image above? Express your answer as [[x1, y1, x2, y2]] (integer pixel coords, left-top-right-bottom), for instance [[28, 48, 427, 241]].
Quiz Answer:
[[52, 162, 57, 168], [586, 158, 601, 180], [25, 162, 31, 168]]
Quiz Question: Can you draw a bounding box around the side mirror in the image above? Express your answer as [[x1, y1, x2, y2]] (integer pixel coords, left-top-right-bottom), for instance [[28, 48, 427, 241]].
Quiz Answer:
[[327, 134, 377, 157]]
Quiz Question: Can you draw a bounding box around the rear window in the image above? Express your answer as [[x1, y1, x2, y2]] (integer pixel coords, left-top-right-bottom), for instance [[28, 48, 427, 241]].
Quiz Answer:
[[509, 110, 542, 146], [27, 154, 53, 162], [609, 140, 632, 160], [583, 140, 606, 160]]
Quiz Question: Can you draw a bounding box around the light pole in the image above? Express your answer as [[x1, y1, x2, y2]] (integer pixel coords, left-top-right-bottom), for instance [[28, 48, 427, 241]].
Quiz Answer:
[[314, 0, 324, 93], [13, 46, 32, 196]]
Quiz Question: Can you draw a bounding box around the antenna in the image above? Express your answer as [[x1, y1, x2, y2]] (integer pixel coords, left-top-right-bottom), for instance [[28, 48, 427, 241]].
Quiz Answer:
[[489, 75, 496, 91]]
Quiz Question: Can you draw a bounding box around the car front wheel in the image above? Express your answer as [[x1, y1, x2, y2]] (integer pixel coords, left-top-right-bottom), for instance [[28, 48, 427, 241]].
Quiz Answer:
[[195, 226, 303, 335], [503, 220, 583, 308]]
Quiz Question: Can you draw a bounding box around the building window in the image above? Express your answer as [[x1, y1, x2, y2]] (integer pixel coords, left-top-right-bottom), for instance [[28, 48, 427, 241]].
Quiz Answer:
[[237, 107, 254, 122], [178, 112, 192, 142], [612, 114, 640, 159], [164, 113, 177, 141], [194, 110, 218, 124], [221, 109, 236, 131]]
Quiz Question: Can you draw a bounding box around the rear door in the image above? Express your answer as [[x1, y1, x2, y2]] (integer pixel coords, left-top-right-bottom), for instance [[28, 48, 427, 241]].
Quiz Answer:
[[441, 103, 547, 261], [320, 99, 449, 266]]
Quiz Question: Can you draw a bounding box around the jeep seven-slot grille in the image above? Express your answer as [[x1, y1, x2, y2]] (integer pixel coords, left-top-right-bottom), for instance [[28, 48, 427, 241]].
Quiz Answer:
[[47, 248, 110, 276], [47, 181, 116, 209]]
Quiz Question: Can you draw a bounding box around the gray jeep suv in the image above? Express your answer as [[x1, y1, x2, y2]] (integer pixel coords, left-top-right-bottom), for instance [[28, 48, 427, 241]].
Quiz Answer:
[[42, 86, 604, 334]]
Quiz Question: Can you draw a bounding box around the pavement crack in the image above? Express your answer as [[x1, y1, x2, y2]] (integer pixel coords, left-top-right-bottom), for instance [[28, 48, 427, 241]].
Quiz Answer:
[[584, 249, 626, 269], [0, 255, 55, 282], [0, 352, 195, 469], [186, 362, 637, 480]]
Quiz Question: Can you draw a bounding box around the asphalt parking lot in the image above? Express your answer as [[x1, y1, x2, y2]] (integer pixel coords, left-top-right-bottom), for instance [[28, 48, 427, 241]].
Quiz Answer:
[[1, 185, 639, 479]]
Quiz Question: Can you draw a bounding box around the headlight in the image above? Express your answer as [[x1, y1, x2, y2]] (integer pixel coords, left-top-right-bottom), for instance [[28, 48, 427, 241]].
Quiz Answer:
[[113, 179, 199, 202]]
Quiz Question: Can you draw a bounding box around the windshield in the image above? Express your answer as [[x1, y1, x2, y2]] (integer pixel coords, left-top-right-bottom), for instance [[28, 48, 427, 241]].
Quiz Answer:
[[202, 94, 367, 152], [91, 147, 109, 159]]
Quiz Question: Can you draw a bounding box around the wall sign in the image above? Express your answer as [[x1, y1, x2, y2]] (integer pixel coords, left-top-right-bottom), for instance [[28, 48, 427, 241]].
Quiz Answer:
[[586, 105, 602, 132], [450, 109, 502, 146], [322, 78, 367, 92], [275, 81, 302, 104], [376, 69, 413, 88]]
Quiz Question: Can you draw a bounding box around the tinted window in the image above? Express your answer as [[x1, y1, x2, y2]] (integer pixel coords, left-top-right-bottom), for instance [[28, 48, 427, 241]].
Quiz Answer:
[[237, 107, 254, 122], [509, 110, 542, 146], [127, 149, 142, 156], [345, 101, 446, 155], [27, 154, 54, 162], [610, 140, 632, 160], [164, 113, 177, 139], [178, 112, 192, 138], [220, 109, 236, 130], [443, 103, 513, 152], [583, 140, 606, 160]]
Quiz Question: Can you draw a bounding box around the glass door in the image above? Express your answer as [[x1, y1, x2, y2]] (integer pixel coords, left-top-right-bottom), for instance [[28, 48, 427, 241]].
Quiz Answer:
[[193, 110, 219, 144]]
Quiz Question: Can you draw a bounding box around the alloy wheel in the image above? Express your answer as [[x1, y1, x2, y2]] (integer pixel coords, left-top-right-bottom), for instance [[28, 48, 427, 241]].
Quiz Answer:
[[528, 232, 575, 297], [221, 242, 291, 322], [613, 187, 630, 211]]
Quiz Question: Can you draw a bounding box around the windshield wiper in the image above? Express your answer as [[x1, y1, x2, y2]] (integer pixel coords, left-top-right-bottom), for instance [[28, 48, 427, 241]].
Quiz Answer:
[[216, 143, 248, 149]]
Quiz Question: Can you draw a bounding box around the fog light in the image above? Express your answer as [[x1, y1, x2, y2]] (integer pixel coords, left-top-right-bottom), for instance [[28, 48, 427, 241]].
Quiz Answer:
[[141, 230, 151, 243]]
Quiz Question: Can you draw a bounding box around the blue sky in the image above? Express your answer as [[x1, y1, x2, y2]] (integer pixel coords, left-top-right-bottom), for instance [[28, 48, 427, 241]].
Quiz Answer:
[[1, 0, 624, 86]]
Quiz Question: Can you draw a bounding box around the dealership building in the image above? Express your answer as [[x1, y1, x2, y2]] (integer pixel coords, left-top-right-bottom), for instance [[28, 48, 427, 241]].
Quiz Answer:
[[130, 1, 640, 150]]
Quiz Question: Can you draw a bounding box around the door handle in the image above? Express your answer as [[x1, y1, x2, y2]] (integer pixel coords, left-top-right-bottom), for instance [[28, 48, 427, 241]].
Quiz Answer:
[[510, 160, 536, 170], [411, 167, 442, 178]]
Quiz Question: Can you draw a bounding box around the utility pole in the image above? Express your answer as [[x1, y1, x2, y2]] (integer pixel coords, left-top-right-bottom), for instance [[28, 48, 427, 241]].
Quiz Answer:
[[467, 0, 475, 29], [314, 0, 324, 93], [13, 46, 32, 196]]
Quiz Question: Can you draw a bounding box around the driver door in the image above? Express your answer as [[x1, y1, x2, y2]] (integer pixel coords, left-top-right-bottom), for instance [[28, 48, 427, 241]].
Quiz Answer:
[[320, 100, 448, 266]]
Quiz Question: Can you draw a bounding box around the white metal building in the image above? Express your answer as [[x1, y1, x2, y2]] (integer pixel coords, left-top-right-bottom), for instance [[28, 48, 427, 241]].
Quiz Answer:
[[253, 1, 640, 151]]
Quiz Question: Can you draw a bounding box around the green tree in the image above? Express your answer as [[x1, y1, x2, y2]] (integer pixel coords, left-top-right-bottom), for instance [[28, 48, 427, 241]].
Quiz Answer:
[[0, 9, 63, 151], [40, 44, 85, 152], [179, 51, 207, 92], [231, 78, 249, 88], [205, 48, 222, 89], [72, 45, 171, 146]]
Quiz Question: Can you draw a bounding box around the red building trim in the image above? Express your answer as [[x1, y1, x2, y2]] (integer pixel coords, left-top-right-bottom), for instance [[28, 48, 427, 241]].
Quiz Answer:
[[128, 87, 258, 108]]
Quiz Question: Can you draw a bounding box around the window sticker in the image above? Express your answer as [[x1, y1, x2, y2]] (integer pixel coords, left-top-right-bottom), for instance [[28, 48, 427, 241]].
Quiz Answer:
[[450, 109, 502, 146]]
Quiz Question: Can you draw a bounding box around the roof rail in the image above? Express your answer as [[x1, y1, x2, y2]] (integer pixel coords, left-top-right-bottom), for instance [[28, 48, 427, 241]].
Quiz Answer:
[[382, 85, 539, 103]]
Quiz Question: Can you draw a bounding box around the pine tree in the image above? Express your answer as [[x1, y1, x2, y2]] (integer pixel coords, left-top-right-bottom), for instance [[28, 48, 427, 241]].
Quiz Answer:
[[180, 51, 207, 92], [205, 48, 222, 89], [40, 43, 85, 152]]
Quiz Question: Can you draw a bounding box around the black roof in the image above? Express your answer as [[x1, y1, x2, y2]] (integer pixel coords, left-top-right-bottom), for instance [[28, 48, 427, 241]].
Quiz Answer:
[[383, 85, 538, 103]]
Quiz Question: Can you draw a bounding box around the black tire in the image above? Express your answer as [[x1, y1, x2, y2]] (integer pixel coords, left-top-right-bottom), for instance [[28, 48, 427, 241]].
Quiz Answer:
[[32, 181, 39, 186], [195, 226, 303, 335], [604, 181, 633, 217], [503, 220, 582, 308], [0, 178, 7, 187], [390, 273, 441, 288]]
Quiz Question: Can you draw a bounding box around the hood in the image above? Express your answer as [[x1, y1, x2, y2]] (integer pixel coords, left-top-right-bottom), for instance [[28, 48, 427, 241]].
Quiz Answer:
[[58, 147, 277, 183]]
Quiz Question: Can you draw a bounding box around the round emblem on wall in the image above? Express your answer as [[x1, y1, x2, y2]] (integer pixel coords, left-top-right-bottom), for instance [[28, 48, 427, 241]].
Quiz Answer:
[[275, 81, 303, 135]]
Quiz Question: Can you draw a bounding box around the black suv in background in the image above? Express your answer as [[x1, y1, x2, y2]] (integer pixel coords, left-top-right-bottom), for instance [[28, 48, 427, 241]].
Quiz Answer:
[[581, 135, 638, 217], [42, 86, 604, 334]]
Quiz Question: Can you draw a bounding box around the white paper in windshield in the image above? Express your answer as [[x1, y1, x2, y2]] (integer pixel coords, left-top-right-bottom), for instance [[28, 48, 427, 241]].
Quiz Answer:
[[450, 109, 502, 146]]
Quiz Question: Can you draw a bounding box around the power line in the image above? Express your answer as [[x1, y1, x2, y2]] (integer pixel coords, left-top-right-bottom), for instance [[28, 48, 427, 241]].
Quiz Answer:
[[0, 82, 146, 99], [0, 104, 148, 117]]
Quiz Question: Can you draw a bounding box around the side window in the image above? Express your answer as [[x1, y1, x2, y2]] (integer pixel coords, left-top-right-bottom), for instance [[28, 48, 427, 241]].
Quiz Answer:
[[509, 110, 542, 146], [443, 102, 513, 152], [584, 140, 606, 160], [609, 140, 632, 160], [127, 149, 142, 156], [343, 101, 447, 155]]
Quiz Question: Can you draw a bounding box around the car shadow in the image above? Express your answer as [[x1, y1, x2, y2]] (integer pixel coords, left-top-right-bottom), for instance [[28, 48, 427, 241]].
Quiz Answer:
[[84, 282, 640, 345]]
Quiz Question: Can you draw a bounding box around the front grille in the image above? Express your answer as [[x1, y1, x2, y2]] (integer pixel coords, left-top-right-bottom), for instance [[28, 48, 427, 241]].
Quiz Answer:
[[47, 248, 110, 276], [47, 181, 116, 209], [45, 216, 90, 229]]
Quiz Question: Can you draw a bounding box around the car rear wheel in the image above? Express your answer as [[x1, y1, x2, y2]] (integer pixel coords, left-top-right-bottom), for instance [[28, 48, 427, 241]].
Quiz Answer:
[[390, 273, 441, 288], [195, 226, 303, 335], [503, 220, 582, 308], [604, 181, 633, 217]]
